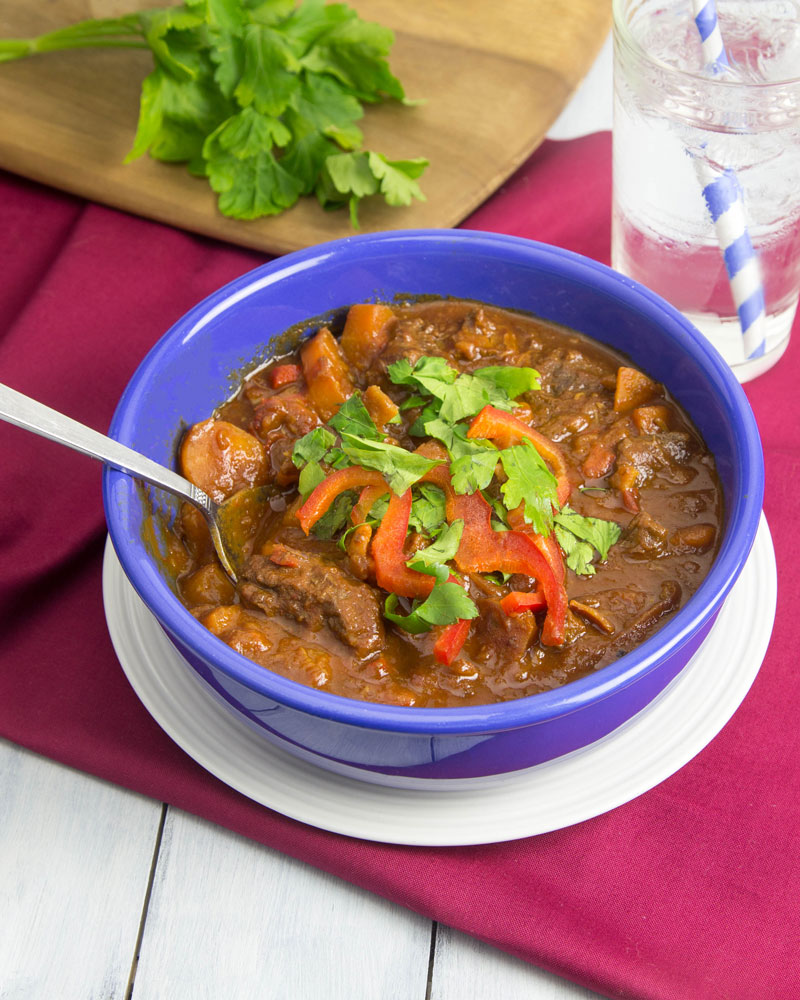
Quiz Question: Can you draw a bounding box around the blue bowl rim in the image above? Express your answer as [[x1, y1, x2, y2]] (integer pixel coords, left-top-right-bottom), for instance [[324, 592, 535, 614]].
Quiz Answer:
[[103, 228, 764, 736]]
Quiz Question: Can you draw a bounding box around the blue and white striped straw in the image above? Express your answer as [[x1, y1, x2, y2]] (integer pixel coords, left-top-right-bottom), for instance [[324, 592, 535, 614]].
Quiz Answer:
[[690, 0, 766, 360], [692, 0, 731, 73], [699, 167, 766, 358]]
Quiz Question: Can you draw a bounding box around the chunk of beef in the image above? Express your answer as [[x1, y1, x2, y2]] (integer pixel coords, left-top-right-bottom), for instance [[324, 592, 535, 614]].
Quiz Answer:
[[610, 431, 697, 512], [452, 307, 524, 363], [537, 347, 616, 397], [558, 580, 682, 674], [372, 316, 455, 374], [469, 597, 538, 666], [621, 511, 670, 559], [613, 431, 697, 488], [199, 605, 335, 688], [238, 544, 385, 657]]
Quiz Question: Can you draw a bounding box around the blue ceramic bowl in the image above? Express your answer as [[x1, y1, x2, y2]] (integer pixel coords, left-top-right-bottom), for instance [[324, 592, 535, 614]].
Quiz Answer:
[[103, 230, 764, 786]]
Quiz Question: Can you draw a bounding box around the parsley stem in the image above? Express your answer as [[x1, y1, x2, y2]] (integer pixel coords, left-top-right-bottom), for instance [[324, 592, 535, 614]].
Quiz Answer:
[[0, 21, 147, 63]]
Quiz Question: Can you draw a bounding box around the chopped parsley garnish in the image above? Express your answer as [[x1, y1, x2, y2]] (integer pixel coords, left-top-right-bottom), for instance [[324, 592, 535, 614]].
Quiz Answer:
[[298, 460, 326, 498], [329, 392, 382, 440], [406, 520, 464, 575], [499, 440, 559, 536], [449, 446, 499, 494], [554, 506, 622, 576], [408, 484, 447, 537], [384, 580, 478, 634], [311, 490, 357, 539], [388, 356, 541, 425], [291, 426, 336, 467], [289, 352, 622, 624], [337, 432, 439, 495]]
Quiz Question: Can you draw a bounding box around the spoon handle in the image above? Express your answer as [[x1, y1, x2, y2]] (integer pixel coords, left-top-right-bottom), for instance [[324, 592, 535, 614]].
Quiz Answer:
[[0, 381, 210, 510]]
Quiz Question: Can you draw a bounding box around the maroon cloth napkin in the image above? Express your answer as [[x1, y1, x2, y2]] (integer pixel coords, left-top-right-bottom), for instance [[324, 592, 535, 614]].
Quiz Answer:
[[2, 132, 799, 999]]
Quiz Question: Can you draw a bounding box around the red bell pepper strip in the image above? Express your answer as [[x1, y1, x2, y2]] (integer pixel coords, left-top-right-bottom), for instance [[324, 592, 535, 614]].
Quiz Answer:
[[453, 497, 566, 645], [267, 363, 302, 389], [507, 505, 566, 584], [467, 405, 571, 506], [500, 586, 546, 616], [421, 462, 567, 646], [298, 466, 388, 534], [433, 616, 472, 665], [371, 489, 435, 600]]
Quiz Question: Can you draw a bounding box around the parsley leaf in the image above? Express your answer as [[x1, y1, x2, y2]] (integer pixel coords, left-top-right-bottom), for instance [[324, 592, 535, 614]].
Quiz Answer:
[[388, 355, 537, 426], [338, 432, 439, 495], [450, 448, 499, 494], [311, 489, 356, 539], [499, 440, 558, 535], [552, 530, 595, 578], [474, 364, 541, 398], [298, 460, 326, 498], [483, 492, 510, 531], [207, 105, 291, 157], [367, 152, 428, 208], [234, 21, 300, 117], [387, 356, 457, 395], [317, 149, 427, 226], [406, 520, 463, 574], [408, 484, 446, 537], [553, 506, 621, 576], [384, 581, 478, 634], [399, 393, 428, 411], [203, 137, 305, 218], [328, 391, 381, 440], [296, 9, 404, 102], [367, 493, 390, 521], [291, 425, 336, 467]]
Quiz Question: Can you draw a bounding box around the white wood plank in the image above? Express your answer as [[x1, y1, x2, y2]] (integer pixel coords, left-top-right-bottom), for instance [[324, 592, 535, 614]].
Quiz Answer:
[[432, 923, 610, 1000], [0, 738, 163, 1000], [132, 807, 433, 1000]]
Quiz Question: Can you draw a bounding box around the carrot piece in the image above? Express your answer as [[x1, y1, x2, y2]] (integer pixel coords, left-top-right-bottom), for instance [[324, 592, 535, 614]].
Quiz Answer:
[[180, 563, 236, 606], [180, 419, 268, 503], [632, 404, 671, 434], [266, 363, 302, 389], [339, 303, 396, 370], [362, 384, 400, 432], [613, 366, 660, 413], [300, 328, 355, 421]]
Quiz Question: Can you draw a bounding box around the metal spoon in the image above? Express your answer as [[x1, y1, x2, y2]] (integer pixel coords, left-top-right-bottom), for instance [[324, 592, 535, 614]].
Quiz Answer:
[[0, 380, 259, 583]]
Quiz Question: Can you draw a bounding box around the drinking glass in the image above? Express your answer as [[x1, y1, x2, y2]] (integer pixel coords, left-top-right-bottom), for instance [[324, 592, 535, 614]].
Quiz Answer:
[[612, 0, 800, 382]]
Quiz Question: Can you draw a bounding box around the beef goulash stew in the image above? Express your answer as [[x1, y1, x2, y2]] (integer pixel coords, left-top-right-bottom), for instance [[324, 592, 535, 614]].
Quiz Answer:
[[163, 300, 723, 707]]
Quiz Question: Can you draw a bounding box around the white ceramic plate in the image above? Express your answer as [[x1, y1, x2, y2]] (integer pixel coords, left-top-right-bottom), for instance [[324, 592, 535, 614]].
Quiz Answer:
[[103, 516, 776, 846]]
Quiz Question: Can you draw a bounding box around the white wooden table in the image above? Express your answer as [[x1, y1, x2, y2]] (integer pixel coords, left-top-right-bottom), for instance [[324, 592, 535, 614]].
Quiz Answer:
[[0, 40, 614, 1000]]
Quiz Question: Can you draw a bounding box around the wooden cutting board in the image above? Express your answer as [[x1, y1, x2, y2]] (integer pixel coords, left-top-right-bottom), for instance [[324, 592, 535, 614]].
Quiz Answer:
[[0, 0, 611, 255]]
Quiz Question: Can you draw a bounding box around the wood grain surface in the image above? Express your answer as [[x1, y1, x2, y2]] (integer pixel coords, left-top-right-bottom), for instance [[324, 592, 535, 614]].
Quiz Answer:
[[0, 0, 611, 255], [1, 738, 610, 999]]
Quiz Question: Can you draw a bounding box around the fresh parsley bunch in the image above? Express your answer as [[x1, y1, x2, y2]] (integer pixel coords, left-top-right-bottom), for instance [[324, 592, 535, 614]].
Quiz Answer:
[[0, 0, 428, 225]]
